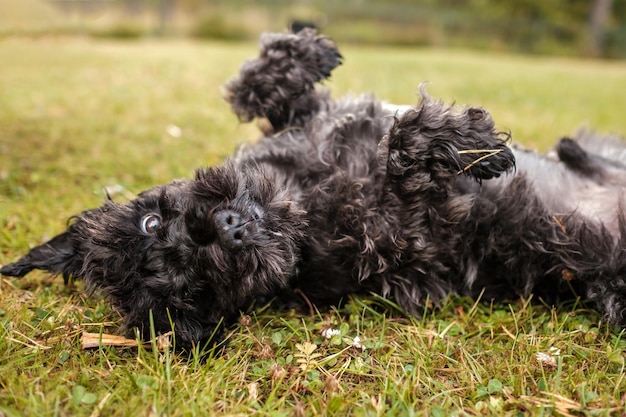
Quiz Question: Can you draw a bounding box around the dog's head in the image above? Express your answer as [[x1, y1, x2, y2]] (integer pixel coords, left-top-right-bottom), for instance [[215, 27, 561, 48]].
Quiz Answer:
[[1, 162, 306, 350]]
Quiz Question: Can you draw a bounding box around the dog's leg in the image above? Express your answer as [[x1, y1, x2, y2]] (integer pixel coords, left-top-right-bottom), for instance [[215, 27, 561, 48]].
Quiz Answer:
[[571, 130, 626, 166], [571, 217, 626, 327], [379, 92, 515, 192], [556, 137, 626, 182], [557, 137, 607, 180], [223, 29, 342, 132], [557, 136, 626, 188], [586, 272, 626, 328], [371, 93, 517, 315], [0, 229, 82, 283]]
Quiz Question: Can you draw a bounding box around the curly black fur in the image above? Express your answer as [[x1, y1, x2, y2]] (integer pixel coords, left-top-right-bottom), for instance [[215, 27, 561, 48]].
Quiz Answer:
[[223, 28, 342, 131], [3, 30, 626, 350]]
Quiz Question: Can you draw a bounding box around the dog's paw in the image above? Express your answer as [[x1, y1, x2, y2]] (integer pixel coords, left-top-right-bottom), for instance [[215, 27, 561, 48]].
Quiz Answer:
[[557, 137, 609, 182], [557, 137, 593, 171], [453, 110, 515, 181], [0, 230, 82, 283], [223, 28, 342, 129], [586, 274, 626, 328], [382, 91, 515, 183]]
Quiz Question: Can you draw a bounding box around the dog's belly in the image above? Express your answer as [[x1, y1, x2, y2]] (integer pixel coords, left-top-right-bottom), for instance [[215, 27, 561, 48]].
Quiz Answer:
[[484, 148, 625, 237]]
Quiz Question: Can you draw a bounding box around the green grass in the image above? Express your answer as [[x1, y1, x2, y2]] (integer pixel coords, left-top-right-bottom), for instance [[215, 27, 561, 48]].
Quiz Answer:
[[1, 37, 626, 416]]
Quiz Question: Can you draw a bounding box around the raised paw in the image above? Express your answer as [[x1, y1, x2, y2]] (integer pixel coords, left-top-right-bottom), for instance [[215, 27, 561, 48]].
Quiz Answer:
[[223, 28, 342, 131], [557, 137, 617, 183], [557, 137, 599, 175], [382, 91, 515, 185]]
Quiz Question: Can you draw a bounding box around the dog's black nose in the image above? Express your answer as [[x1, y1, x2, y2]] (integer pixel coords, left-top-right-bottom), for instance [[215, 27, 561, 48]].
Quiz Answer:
[[214, 210, 247, 251]]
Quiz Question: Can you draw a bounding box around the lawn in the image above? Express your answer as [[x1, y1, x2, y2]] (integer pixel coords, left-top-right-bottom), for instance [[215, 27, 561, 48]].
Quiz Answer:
[[1, 37, 626, 416]]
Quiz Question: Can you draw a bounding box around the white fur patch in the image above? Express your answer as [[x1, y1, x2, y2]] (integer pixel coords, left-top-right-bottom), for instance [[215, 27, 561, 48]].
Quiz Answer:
[[381, 103, 412, 116]]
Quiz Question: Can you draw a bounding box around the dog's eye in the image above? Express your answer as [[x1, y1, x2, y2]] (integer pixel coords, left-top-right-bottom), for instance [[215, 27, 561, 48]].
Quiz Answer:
[[140, 214, 161, 235]]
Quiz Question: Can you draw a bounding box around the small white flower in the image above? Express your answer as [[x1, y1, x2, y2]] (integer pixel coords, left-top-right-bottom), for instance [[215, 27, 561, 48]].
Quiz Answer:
[[321, 328, 340, 339], [352, 336, 365, 350], [548, 346, 561, 356], [166, 124, 182, 138]]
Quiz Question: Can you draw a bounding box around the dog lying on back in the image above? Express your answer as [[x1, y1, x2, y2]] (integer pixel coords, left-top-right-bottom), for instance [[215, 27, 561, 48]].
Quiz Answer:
[[2, 29, 626, 350]]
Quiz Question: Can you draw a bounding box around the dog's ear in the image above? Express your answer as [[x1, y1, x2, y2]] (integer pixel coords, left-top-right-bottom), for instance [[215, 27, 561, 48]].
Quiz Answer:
[[223, 28, 342, 130], [0, 228, 83, 284]]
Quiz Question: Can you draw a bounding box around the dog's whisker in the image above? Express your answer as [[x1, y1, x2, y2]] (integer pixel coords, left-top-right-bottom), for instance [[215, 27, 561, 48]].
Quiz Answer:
[[272, 126, 303, 138]]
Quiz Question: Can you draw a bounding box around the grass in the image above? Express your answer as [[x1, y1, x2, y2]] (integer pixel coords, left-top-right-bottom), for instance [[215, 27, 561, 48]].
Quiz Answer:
[[1, 37, 626, 416]]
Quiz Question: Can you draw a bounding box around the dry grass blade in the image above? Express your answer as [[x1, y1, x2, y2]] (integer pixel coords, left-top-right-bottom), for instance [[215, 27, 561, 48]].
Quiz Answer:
[[519, 392, 597, 417], [457, 149, 503, 175], [552, 215, 568, 234], [7, 329, 52, 350]]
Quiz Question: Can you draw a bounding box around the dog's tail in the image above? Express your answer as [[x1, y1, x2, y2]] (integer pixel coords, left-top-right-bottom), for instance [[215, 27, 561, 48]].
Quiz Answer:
[[223, 29, 342, 132]]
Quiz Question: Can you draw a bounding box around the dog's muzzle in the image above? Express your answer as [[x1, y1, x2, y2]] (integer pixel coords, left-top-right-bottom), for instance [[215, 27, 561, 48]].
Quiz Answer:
[[212, 204, 264, 251], [214, 209, 248, 251]]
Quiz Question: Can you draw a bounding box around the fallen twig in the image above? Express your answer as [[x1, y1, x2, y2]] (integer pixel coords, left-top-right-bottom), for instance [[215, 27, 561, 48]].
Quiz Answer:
[[82, 331, 172, 350]]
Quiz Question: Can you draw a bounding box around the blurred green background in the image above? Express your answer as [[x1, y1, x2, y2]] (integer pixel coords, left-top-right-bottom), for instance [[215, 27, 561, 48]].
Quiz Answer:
[[1, 4, 626, 415], [2, 0, 626, 58]]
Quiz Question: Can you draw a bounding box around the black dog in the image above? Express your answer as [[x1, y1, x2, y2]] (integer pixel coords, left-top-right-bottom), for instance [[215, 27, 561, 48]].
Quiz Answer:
[[2, 29, 626, 350]]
